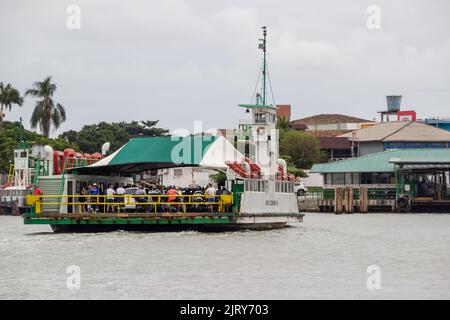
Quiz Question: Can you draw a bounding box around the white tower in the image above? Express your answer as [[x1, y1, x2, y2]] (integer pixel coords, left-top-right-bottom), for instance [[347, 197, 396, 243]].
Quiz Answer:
[[238, 26, 279, 179]]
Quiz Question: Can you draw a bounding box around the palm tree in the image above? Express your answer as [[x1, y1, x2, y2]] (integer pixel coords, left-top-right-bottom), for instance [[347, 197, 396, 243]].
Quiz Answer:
[[0, 82, 24, 126], [276, 115, 291, 131], [25, 76, 66, 138]]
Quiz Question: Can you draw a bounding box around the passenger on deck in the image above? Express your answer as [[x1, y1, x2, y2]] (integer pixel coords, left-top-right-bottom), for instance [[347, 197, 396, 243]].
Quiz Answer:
[[167, 186, 177, 202], [167, 186, 178, 212], [149, 186, 162, 212], [89, 183, 100, 213], [205, 184, 217, 213], [134, 186, 147, 212], [218, 186, 231, 212], [78, 186, 87, 213], [106, 184, 116, 213], [116, 184, 126, 212]]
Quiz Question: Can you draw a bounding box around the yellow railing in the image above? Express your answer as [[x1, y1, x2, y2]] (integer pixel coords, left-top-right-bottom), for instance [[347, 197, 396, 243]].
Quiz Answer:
[[7, 164, 14, 184], [27, 194, 233, 214]]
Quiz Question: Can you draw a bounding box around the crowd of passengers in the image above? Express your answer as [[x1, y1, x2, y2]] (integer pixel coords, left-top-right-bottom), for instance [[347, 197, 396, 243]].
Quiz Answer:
[[76, 182, 232, 214]]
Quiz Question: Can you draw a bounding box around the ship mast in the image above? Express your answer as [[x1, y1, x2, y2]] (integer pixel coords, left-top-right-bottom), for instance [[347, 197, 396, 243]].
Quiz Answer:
[[238, 26, 274, 110], [236, 26, 278, 178], [260, 26, 267, 107]]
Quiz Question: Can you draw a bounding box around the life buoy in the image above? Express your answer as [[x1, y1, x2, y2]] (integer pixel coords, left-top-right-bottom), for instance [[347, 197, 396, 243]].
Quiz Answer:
[[256, 126, 265, 135]]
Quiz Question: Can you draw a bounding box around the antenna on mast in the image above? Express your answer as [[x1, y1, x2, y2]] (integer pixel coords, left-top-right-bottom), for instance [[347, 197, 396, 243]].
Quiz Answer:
[[259, 26, 267, 106], [18, 117, 28, 149], [238, 26, 276, 111]]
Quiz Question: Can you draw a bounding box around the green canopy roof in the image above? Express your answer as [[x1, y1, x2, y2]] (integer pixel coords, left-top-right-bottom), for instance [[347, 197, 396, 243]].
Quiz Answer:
[[311, 149, 450, 174], [71, 135, 218, 175]]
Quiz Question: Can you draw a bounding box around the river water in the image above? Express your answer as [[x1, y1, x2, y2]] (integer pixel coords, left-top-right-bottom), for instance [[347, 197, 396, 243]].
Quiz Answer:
[[0, 213, 449, 300]]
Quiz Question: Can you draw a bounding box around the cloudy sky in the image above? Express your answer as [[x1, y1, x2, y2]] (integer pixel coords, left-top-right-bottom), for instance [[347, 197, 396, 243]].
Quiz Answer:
[[1, 0, 450, 137]]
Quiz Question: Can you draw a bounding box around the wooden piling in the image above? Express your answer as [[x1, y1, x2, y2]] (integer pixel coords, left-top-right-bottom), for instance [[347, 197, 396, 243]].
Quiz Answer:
[[359, 186, 368, 213], [335, 187, 343, 214], [344, 186, 354, 213]]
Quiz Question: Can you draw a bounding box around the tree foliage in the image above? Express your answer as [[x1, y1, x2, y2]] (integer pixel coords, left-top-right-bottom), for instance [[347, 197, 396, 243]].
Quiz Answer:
[[25, 76, 66, 138], [279, 154, 307, 177], [58, 120, 169, 154], [0, 82, 23, 125], [209, 171, 227, 187], [276, 116, 291, 130], [279, 129, 324, 169]]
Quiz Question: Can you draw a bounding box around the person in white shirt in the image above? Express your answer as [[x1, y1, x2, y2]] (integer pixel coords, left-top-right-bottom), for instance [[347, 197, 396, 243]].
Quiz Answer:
[[115, 184, 126, 212], [205, 184, 217, 213], [106, 184, 116, 213]]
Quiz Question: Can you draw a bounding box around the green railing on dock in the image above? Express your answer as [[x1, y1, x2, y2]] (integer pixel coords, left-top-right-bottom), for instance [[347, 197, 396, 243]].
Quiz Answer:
[[322, 187, 396, 201], [323, 189, 335, 200]]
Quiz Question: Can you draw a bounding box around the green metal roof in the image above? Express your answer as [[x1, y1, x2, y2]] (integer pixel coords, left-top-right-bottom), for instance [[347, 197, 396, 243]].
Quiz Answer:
[[311, 149, 450, 173], [72, 135, 217, 174], [109, 136, 216, 166]]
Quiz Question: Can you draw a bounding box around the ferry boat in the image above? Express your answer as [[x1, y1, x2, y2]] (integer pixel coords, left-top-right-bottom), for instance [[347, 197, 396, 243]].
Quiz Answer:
[[22, 27, 304, 232]]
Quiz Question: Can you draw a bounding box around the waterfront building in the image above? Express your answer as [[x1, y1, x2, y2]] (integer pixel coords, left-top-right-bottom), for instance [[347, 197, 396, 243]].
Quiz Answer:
[[289, 114, 374, 160], [311, 149, 450, 213], [289, 113, 374, 131], [421, 118, 450, 131], [339, 121, 450, 156]]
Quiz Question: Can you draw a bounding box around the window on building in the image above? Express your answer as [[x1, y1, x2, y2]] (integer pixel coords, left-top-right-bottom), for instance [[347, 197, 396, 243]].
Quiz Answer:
[[173, 169, 183, 178], [345, 173, 352, 185], [332, 173, 345, 185], [352, 173, 360, 184], [361, 172, 394, 184], [325, 173, 332, 185]]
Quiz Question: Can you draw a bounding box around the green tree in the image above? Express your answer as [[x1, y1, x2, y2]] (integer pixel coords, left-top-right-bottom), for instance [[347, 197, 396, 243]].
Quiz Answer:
[[276, 115, 291, 131], [280, 154, 306, 177], [209, 171, 227, 187], [25, 76, 66, 138], [279, 129, 324, 169], [0, 82, 24, 126], [59, 120, 169, 154]]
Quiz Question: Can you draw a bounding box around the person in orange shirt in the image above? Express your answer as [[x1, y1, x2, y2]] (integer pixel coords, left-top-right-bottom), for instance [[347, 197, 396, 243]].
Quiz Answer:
[[167, 186, 177, 202], [167, 186, 178, 212]]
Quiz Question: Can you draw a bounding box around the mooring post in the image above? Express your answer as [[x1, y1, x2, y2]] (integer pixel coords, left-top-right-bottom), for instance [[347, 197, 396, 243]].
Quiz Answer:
[[359, 186, 368, 213], [335, 187, 343, 214], [345, 186, 354, 213]]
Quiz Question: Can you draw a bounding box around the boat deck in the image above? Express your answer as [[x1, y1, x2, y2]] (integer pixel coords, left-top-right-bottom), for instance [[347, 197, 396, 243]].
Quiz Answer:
[[23, 211, 304, 232]]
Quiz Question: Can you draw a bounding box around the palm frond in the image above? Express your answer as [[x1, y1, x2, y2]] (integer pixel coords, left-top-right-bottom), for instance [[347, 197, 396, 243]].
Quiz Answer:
[[26, 76, 66, 137]]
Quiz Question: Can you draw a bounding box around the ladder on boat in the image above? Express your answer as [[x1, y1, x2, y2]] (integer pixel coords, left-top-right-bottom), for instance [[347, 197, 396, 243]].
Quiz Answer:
[[7, 164, 14, 185]]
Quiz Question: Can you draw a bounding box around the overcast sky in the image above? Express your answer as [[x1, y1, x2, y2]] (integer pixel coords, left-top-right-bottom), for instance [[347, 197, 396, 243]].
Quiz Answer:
[[1, 0, 450, 137]]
